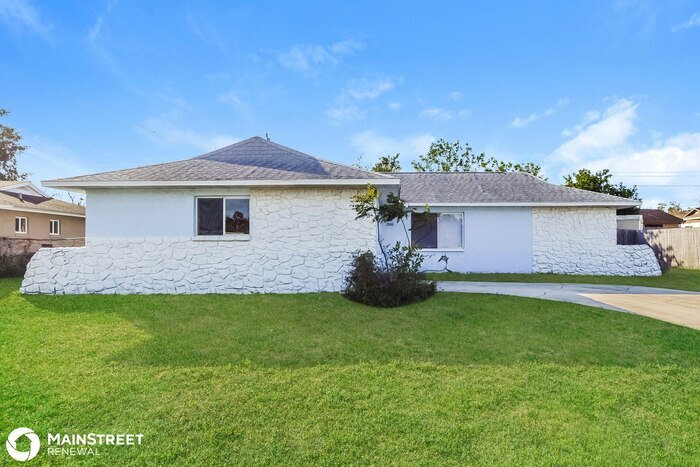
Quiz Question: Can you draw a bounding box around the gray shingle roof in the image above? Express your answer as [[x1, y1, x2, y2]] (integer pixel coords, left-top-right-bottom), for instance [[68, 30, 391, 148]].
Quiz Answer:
[[45, 137, 394, 185], [391, 172, 638, 206], [0, 190, 85, 216]]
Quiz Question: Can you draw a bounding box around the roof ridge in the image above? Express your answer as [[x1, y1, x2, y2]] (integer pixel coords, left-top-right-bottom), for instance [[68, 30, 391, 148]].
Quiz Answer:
[[388, 171, 513, 174], [261, 138, 397, 180]]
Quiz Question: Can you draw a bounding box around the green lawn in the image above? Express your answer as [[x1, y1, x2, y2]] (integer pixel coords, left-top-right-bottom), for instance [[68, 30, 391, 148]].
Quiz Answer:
[[427, 267, 700, 292], [1, 277, 700, 465]]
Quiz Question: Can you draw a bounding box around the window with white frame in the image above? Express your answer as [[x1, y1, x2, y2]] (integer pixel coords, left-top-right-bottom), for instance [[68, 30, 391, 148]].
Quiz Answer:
[[196, 197, 250, 236], [49, 219, 60, 235], [15, 217, 27, 234], [411, 212, 463, 249]]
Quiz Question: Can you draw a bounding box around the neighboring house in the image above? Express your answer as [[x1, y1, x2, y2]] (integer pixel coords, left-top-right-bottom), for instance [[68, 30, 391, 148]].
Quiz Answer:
[[21, 137, 660, 294], [681, 209, 700, 228], [0, 181, 85, 255], [639, 209, 684, 229]]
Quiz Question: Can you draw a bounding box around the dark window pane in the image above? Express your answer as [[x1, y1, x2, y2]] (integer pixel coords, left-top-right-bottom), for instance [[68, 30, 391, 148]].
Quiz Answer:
[[411, 213, 438, 249], [197, 198, 223, 235], [225, 199, 250, 234]]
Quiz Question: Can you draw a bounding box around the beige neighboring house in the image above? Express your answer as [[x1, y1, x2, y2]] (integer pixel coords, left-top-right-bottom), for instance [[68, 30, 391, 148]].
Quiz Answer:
[[681, 209, 700, 228], [0, 181, 85, 255]]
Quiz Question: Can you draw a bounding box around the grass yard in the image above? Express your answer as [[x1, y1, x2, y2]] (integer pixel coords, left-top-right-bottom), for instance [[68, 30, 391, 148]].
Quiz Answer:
[[2, 277, 700, 464], [427, 267, 700, 292]]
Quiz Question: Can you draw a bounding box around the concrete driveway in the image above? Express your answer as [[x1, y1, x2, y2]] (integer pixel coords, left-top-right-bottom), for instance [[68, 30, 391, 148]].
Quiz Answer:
[[437, 281, 700, 330]]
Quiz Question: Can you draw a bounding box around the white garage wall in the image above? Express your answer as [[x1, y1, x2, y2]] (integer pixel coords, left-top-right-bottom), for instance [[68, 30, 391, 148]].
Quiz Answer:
[[380, 207, 533, 273], [22, 187, 378, 294]]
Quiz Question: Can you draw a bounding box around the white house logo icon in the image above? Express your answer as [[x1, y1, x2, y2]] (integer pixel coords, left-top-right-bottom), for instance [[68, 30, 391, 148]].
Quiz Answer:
[[6, 428, 40, 462]]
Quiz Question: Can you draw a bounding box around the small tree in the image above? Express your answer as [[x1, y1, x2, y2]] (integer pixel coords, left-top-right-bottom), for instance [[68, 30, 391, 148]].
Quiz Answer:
[[563, 168, 639, 200], [345, 185, 435, 307], [371, 154, 401, 172], [412, 138, 543, 177], [564, 168, 639, 214], [0, 109, 29, 181]]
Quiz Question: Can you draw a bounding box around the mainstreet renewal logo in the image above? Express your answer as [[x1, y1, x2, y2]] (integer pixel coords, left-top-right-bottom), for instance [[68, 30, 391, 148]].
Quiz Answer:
[[6, 428, 40, 462], [5, 428, 144, 461]]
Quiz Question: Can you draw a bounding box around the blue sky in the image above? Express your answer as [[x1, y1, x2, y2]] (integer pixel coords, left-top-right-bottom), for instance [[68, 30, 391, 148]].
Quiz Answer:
[[1, 0, 699, 207]]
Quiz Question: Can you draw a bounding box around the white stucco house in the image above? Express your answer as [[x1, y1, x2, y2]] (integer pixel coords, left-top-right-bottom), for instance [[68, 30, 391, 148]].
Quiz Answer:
[[21, 136, 660, 294]]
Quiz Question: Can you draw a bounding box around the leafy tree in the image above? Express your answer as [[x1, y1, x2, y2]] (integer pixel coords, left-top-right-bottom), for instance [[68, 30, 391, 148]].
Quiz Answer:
[[0, 109, 28, 181], [657, 201, 685, 215], [411, 138, 543, 177], [412, 139, 481, 172], [371, 154, 401, 172], [563, 169, 639, 199]]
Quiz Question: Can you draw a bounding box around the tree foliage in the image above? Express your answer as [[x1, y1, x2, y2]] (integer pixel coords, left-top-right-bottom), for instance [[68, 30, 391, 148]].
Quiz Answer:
[[563, 169, 639, 200], [411, 138, 543, 177], [371, 154, 401, 173], [0, 109, 28, 181], [658, 201, 685, 215]]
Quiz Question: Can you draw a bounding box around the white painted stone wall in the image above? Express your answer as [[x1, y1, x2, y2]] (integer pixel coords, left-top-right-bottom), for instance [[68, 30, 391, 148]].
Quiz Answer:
[[532, 207, 660, 276], [21, 187, 377, 294]]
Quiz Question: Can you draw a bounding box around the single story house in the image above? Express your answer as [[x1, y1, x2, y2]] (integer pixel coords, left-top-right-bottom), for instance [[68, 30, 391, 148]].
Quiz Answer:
[[1, 181, 85, 255], [639, 209, 684, 229], [21, 137, 660, 294]]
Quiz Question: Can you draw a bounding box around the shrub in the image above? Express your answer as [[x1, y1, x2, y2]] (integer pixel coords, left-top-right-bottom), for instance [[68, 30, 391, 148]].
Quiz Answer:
[[343, 243, 436, 307]]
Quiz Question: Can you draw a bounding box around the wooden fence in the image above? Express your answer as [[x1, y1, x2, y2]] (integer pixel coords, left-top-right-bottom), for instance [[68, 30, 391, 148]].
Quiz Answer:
[[618, 228, 700, 270]]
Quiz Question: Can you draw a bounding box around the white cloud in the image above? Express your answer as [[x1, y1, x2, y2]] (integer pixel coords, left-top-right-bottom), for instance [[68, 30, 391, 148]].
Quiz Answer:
[[351, 130, 435, 167], [187, 13, 226, 51], [419, 107, 471, 121], [387, 102, 403, 111], [511, 98, 569, 128], [345, 77, 396, 100], [278, 39, 364, 76], [218, 89, 243, 107], [448, 91, 463, 101], [326, 104, 365, 123], [672, 12, 700, 32], [329, 38, 365, 55], [138, 116, 239, 151], [553, 98, 637, 163], [0, 0, 50, 40], [548, 98, 700, 207], [420, 108, 453, 120], [327, 76, 399, 123]]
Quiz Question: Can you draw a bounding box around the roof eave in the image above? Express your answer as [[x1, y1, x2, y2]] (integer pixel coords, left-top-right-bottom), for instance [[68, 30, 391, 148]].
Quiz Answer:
[[43, 178, 401, 192], [0, 204, 85, 218], [406, 201, 640, 208]]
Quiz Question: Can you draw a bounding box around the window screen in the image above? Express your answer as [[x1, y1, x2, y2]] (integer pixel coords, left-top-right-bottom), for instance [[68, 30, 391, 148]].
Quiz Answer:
[[225, 199, 250, 234], [438, 213, 463, 248], [411, 212, 438, 249], [197, 198, 224, 235], [411, 212, 463, 249], [49, 220, 60, 235]]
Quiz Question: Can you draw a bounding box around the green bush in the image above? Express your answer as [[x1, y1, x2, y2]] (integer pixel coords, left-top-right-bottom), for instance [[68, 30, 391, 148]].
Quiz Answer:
[[343, 243, 436, 307]]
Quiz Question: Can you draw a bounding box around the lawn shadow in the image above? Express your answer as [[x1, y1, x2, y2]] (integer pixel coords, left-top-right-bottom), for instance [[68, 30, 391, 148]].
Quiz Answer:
[[24, 291, 700, 370]]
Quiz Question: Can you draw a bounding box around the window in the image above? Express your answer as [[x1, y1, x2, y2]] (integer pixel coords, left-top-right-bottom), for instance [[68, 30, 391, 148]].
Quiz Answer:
[[49, 219, 60, 235], [15, 217, 27, 234], [196, 197, 250, 236], [411, 212, 463, 249]]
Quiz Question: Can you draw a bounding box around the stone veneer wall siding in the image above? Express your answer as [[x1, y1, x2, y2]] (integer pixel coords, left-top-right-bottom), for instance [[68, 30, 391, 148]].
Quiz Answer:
[[21, 187, 376, 294], [532, 207, 661, 276]]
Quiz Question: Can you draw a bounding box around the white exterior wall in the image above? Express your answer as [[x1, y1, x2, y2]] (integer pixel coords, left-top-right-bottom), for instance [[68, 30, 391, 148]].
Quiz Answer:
[[21, 187, 376, 294], [532, 207, 660, 276], [380, 207, 533, 273]]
